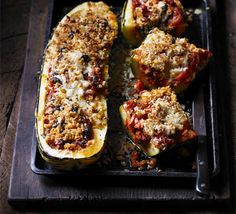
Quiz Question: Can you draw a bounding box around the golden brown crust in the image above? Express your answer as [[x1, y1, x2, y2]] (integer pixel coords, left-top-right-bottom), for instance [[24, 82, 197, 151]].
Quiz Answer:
[[132, 0, 186, 35], [122, 86, 196, 151], [131, 28, 212, 90], [39, 2, 117, 152]]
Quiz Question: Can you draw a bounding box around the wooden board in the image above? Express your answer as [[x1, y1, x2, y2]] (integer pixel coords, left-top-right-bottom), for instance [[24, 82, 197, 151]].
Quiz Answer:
[[7, 0, 232, 211]]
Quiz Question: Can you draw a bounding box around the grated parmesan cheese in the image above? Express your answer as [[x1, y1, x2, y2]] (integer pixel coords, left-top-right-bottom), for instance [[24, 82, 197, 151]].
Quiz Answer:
[[41, 2, 117, 150]]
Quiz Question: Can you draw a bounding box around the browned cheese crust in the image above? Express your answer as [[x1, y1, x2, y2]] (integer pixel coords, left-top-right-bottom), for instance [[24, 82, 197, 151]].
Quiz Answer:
[[122, 86, 197, 152], [40, 2, 117, 152], [131, 28, 212, 90]]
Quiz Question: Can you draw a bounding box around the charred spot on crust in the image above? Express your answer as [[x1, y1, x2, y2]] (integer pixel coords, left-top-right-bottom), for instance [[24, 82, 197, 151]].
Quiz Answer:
[[55, 139, 65, 150], [83, 119, 93, 140], [75, 139, 88, 148], [81, 54, 91, 63], [71, 106, 78, 112], [68, 30, 76, 39], [50, 77, 62, 85], [58, 47, 66, 53]]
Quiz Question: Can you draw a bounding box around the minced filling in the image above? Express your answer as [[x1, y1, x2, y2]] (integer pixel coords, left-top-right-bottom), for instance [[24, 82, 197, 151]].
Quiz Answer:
[[123, 87, 193, 151], [132, 0, 186, 34], [42, 3, 117, 151], [131, 28, 212, 88]]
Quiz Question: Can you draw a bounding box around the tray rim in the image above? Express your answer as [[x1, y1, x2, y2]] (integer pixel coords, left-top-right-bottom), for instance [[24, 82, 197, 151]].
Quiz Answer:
[[30, 0, 219, 178], [8, 0, 231, 208]]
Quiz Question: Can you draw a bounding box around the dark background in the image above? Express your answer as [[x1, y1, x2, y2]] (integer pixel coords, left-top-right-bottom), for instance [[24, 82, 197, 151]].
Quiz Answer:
[[0, 0, 235, 213]]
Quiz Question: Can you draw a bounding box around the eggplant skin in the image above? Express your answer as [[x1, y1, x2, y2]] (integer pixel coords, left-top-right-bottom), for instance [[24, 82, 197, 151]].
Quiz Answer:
[[36, 2, 118, 170], [121, 0, 143, 46]]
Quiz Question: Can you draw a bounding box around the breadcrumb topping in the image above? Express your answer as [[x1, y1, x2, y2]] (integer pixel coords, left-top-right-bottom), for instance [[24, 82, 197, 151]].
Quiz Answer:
[[131, 28, 212, 89], [123, 87, 195, 151], [125, 86, 189, 136], [42, 2, 117, 151], [140, 88, 189, 136], [132, 0, 186, 34]]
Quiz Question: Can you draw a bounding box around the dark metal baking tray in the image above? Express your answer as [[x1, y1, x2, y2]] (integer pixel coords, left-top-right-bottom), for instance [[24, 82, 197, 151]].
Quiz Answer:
[[31, 0, 219, 178]]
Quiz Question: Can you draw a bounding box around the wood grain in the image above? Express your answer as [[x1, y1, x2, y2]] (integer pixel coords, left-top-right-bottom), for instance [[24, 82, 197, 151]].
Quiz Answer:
[[6, 0, 232, 209], [0, 0, 30, 213], [0, 85, 22, 213], [0, 0, 235, 212], [0, 0, 30, 153]]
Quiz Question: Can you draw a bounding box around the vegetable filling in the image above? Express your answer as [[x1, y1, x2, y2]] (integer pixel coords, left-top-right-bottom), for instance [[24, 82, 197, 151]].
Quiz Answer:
[[122, 87, 197, 152]]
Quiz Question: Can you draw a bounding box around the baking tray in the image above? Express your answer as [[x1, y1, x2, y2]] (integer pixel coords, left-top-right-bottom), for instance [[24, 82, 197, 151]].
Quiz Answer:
[[31, 0, 219, 177]]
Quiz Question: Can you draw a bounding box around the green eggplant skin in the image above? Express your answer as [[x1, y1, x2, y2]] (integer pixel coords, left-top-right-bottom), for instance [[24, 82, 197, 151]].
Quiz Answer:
[[121, 0, 143, 46]]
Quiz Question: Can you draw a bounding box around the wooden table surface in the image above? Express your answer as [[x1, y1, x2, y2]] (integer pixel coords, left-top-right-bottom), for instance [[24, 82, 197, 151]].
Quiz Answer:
[[0, 0, 235, 213]]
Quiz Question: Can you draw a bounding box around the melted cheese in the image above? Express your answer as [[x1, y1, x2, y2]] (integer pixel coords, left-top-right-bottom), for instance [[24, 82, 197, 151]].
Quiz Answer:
[[37, 2, 118, 154], [133, 0, 185, 33], [131, 87, 189, 137], [132, 28, 210, 87]]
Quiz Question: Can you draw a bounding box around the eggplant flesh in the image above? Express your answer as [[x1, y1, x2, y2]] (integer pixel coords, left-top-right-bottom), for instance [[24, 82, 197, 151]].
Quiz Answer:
[[121, 0, 143, 46]]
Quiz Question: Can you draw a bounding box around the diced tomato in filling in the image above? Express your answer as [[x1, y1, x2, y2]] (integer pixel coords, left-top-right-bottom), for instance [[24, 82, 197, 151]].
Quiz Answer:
[[176, 126, 197, 142], [134, 80, 145, 93], [83, 66, 106, 97], [199, 50, 212, 62], [173, 53, 199, 86], [173, 70, 191, 86], [125, 112, 149, 143], [139, 64, 167, 87], [132, 0, 185, 33], [168, 8, 184, 29], [173, 49, 212, 87], [124, 101, 195, 150], [130, 151, 157, 169], [124, 99, 137, 111], [140, 64, 151, 74], [132, 0, 141, 8], [172, 121, 197, 143], [124, 97, 151, 144], [167, 0, 185, 29], [132, 0, 152, 20]]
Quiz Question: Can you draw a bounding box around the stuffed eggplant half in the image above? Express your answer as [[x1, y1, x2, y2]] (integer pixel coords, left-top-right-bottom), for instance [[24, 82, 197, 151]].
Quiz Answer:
[[130, 28, 212, 93], [36, 2, 118, 169], [120, 86, 197, 157], [121, 0, 187, 46]]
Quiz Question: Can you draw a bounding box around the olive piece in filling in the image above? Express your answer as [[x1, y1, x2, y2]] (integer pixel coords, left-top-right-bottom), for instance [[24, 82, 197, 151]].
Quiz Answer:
[[82, 120, 93, 140], [75, 139, 87, 148]]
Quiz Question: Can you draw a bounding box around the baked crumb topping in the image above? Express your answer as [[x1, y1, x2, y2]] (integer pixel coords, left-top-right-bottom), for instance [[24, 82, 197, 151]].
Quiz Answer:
[[131, 28, 212, 88], [123, 86, 195, 151], [42, 2, 117, 151], [132, 0, 186, 34]]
